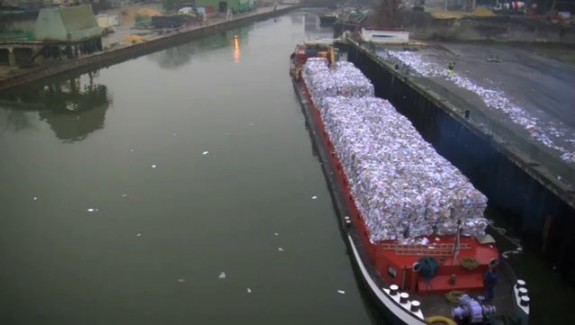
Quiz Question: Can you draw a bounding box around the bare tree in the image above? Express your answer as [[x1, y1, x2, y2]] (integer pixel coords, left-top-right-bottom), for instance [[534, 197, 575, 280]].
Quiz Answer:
[[374, 0, 403, 28]]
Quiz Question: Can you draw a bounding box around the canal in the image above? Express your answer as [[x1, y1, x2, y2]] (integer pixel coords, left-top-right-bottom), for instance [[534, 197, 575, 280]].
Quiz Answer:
[[0, 10, 377, 325], [1, 9, 574, 325]]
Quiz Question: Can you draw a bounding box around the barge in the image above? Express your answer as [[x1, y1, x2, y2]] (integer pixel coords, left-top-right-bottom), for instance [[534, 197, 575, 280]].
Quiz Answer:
[[290, 41, 531, 325]]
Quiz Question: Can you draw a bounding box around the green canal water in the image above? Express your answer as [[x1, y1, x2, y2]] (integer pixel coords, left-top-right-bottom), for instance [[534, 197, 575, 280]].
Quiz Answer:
[[0, 11, 377, 325], [1, 9, 573, 325]]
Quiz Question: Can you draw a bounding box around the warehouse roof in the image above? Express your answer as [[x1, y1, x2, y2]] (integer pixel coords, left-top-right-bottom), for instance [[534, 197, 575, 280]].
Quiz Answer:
[[34, 5, 101, 42]]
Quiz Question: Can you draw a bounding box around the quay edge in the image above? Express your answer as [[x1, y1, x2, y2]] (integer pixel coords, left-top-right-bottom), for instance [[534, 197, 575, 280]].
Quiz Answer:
[[345, 40, 575, 283]]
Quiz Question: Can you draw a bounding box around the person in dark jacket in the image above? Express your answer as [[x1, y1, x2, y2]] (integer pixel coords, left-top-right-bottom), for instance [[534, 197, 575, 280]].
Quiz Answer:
[[483, 265, 498, 303], [448, 62, 455, 77]]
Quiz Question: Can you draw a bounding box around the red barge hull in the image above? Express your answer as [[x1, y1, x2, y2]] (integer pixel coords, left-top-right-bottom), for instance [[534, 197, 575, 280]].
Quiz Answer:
[[290, 42, 530, 324]]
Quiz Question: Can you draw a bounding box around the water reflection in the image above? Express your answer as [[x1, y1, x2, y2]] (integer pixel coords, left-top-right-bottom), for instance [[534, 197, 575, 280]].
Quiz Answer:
[[290, 13, 303, 24], [147, 41, 205, 70], [0, 109, 33, 133], [148, 27, 251, 69], [0, 71, 111, 142], [233, 34, 241, 64], [232, 26, 249, 64], [304, 13, 320, 33], [39, 94, 108, 142]]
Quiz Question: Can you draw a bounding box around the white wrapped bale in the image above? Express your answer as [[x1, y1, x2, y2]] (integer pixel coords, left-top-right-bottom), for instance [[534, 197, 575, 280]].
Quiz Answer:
[[303, 58, 374, 109], [317, 94, 488, 243]]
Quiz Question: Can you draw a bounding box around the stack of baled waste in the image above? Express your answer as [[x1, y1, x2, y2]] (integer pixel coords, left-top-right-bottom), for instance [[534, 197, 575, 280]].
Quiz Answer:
[[303, 59, 488, 243], [302, 58, 374, 109]]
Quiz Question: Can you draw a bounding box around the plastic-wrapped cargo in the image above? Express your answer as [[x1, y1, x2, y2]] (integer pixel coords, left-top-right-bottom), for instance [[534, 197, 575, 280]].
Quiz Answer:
[[323, 97, 488, 242], [302, 58, 374, 109], [302, 59, 488, 243]]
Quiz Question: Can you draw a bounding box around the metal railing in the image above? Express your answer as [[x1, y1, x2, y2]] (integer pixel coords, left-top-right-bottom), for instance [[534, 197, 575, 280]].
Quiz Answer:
[[381, 242, 472, 256]]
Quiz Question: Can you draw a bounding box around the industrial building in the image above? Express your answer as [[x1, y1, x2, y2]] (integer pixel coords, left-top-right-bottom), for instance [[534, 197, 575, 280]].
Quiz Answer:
[[34, 5, 102, 54], [0, 5, 102, 66], [194, 0, 255, 13]]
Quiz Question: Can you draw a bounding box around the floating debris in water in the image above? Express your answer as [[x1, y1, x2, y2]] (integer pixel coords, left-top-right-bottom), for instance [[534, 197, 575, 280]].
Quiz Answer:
[[130, 148, 135, 152], [33, 197, 38, 201], [202, 151, 209, 155], [152, 165, 157, 168], [337, 290, 345, 295], [249, 122, 254, 126], [274, 232, 279, 236], [247, 288, 252, 294], [177, 278, 185, 283], [136, 233, 142, 237], [122, 194, 128, 198], [278, 247, 284, 252], [87, 208, 99, 213], [312, 196, 318, 200], [218, 272, 226, 279]]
